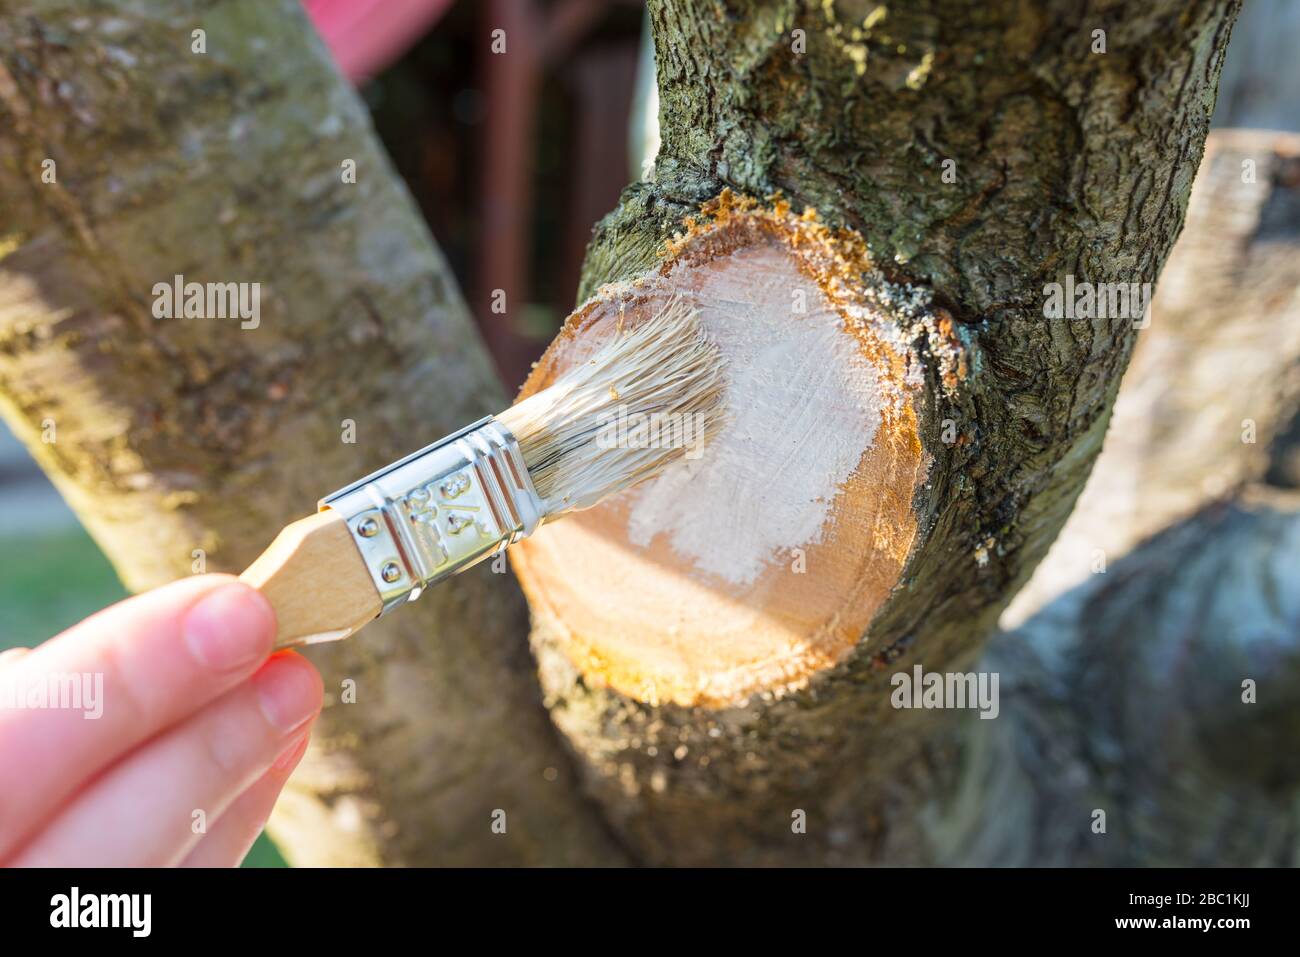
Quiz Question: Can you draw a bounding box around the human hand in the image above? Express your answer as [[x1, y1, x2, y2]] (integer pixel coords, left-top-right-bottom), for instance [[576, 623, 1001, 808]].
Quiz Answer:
[[0, 575, 323, 866]]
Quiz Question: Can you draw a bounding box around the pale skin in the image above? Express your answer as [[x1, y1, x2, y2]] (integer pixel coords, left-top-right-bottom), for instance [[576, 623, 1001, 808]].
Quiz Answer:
[[0, 575, 324, 866]]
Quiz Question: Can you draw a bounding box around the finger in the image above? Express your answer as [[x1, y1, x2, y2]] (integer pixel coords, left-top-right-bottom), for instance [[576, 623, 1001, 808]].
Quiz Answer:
[[10, 653, 322, 867], [0, 575, 276, 859], [179, 732, 311, 868]]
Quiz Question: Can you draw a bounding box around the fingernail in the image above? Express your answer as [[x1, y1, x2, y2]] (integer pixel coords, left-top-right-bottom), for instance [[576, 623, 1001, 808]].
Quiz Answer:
[[253, 656, 321, 733], [183, 583, 276, 672], [273, 731, 311, 772], [0, 647, 31, 667]]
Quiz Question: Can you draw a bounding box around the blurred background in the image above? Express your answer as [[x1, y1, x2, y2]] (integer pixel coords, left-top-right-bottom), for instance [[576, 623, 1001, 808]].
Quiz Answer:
[[1, 0, 1297, 865]]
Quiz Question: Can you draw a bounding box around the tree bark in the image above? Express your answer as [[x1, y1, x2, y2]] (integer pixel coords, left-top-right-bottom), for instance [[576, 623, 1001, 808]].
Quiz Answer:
[[1006, 129, 1300, 626], [526, 0, 1242, 864], [0, 0, 622, 866], [930, 129, 1300, 865], [0, 0, 1261, 868]]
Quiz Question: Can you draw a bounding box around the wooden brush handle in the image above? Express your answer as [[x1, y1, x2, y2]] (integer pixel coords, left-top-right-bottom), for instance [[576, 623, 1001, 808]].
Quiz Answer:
[[239, 510, 383, 649]]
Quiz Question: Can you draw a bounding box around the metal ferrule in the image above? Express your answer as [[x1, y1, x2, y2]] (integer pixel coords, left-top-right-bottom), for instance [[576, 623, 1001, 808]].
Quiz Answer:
[[320, 417, 544, 615]]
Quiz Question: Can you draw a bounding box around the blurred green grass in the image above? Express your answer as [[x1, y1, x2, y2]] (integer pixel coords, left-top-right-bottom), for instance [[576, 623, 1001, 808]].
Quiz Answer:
[[0, 525, 287, 867]]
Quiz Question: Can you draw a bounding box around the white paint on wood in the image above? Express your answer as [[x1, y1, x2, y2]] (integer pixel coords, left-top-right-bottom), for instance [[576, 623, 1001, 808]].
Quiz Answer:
[[624, 244, 884, 585]]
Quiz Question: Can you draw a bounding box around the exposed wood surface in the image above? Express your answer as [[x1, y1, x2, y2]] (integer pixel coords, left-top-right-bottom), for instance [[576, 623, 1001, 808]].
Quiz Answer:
[[536, 0, 1242, 864], [514, 204, 928, 706], [0, 0, 1260, 867]]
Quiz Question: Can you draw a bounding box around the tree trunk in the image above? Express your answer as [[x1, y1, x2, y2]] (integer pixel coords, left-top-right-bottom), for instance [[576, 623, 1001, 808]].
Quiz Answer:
[[514, 0, 1242, 865], [0, 0, 621, 866], [932, 128, 1300, 865], [0, 0, 1258, 868], [1006, 129, 1300, 626]]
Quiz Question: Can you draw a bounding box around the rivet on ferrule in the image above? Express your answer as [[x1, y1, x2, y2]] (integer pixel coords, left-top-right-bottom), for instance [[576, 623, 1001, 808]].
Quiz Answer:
[[318, 417, 544, 615]]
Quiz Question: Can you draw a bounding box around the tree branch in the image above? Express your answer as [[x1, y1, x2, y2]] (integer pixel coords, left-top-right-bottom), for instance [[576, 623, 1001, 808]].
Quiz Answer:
[[535, 0, 1242, 864], [0, 0, 623, 866]]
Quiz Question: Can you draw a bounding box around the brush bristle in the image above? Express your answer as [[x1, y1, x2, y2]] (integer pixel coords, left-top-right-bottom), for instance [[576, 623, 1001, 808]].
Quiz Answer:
[[497, 299, 725, 518]]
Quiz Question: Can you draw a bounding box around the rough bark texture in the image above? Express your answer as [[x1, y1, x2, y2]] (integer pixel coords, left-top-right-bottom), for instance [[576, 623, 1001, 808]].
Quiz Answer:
[[531, 0, 1243, 865], [0, 0, 622, 866], [1005, 130, 1300, 625], [939, 127, 1300, 866], [0, 0, 1268, 869]]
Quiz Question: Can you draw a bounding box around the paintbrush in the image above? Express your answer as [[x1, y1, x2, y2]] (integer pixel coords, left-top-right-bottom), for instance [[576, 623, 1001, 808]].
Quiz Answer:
[[239, 300, 723, 648]]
